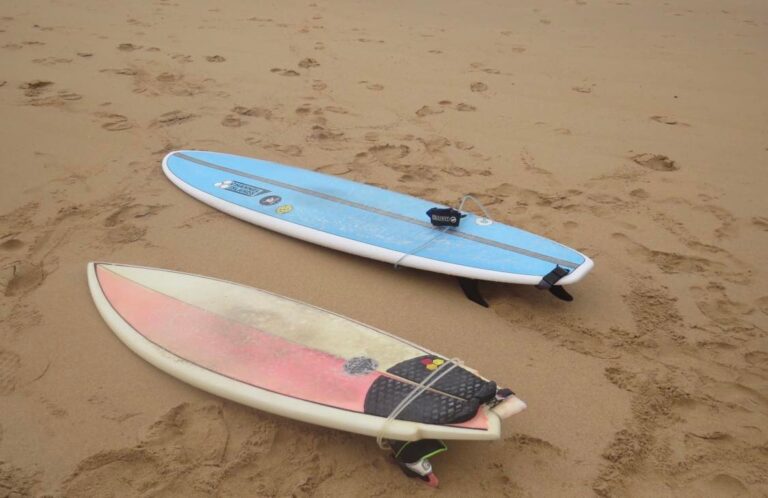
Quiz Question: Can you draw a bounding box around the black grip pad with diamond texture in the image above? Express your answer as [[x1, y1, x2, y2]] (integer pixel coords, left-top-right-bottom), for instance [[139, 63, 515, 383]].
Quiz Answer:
[[363, 376, 481, 425], [386, 355, 497, 403]]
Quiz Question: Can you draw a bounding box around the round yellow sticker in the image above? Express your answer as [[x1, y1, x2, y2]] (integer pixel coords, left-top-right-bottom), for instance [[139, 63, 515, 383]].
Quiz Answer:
[[276, 204, 293, 215]]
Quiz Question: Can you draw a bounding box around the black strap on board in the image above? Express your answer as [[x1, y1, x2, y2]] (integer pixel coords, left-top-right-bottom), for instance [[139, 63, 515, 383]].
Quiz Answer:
[[426, 207, 466, 228]]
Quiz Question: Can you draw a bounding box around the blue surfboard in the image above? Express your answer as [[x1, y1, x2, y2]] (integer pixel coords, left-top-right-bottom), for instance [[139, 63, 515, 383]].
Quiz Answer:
[[163, 151, 593, 301]]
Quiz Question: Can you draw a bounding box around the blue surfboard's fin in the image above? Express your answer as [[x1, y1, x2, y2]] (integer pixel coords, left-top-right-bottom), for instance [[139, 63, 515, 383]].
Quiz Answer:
[[536, 266, 574, 301], [458, 277, 489, 307], [548, 285, 574, 302]]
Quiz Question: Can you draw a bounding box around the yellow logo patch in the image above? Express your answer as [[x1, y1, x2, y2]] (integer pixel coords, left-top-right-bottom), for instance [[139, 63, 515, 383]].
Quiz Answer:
[[276, 204, 293, 215]]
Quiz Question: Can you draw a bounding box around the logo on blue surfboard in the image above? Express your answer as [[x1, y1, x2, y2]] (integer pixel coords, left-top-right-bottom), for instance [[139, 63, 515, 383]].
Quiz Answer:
[[215, 180, 270, 197]]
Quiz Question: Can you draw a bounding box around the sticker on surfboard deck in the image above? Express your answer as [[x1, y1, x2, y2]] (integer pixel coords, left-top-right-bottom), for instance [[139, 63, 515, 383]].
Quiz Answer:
[[214, 179, 270, 197], [260, 195, 282, 206]]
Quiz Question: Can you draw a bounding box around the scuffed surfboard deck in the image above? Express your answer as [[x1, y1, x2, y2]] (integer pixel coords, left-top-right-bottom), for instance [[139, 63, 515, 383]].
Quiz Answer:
[[88, 263, 526, 440]]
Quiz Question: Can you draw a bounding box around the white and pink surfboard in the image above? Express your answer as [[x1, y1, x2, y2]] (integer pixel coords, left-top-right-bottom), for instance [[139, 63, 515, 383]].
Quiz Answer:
[[87, 263, 525, 441]]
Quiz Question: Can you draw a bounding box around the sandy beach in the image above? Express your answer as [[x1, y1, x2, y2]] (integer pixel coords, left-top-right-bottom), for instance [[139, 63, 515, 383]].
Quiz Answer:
[[1, 0, 767, 496]]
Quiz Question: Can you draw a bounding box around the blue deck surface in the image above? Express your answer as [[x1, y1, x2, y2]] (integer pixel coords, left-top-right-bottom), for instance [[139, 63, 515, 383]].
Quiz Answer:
[[166, 151, 586, 277]]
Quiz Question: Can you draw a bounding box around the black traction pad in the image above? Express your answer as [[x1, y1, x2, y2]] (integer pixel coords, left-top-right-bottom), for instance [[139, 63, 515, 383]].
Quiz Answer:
[[363, 376, 480, 425], [386, 355, 497, 403]]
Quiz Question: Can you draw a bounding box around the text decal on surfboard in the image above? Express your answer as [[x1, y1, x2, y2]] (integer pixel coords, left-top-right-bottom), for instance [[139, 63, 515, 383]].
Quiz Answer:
[[215, 180, 271, 197]]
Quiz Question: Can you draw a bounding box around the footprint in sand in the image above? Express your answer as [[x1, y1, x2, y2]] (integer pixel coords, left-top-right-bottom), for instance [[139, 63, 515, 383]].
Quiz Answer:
[[367, 144, 410, 162], [415, 105, 443, 117], [295, 103, 313, 116], [32, 57, 72, 65], [470, 81, 488, 92], [298, 57, 319, 68], [420, 136, 450, 153], [57, 90, 82, 101], [572, 85, 594, 93], [744, 350, 768, 371], [650, 115, 690, 126], [171, 53, 193, 63], [445, 165, 477, 177], [27, 89, 83, 107], [206, 55, 225, 63], [105, 225, 146, 244], [315, 164, 351, 176], [232, 105, 272, 119], [117, 42, 142, 51], [691, 283, 756, 332], [751, 217, 768, 231], [0, 349, 21, 395], [19, 80, 53, 97], [103, 204, 165, 244], [309, 125, 344, 142], [270, 68, 300, 77], [612, 232, 720, 277], [102, 204, 163, 228], [221, 114, 243, 127], [96, 113, 132, 131], [324, 106, 347, 114], [1, 261, 48, 297], [61, 403, 261, 496], [155, 72, 180, 83], [0, 235, 23, 251], [756, 296, 768, 316], [631, 153, 679, 171], [263, 143, 302, 157], [100, 67, 137, 76], [126, 18, 151, 27], [151, 110, 197, 127]]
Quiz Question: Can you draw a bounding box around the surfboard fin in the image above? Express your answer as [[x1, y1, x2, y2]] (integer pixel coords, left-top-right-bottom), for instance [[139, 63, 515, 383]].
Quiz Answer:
[[536, 266, 574, 301], [548, 285, 573, 302], [458, 277, 489, 307]]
